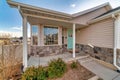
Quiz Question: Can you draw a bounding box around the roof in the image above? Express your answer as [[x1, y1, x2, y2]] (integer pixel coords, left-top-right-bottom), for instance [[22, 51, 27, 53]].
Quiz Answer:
[[94, 6, 120, 19], [7, 0, 72, 18], [88, 6, 120, 24], [7, 1, 111, 18], [72, 2, 112, 17]]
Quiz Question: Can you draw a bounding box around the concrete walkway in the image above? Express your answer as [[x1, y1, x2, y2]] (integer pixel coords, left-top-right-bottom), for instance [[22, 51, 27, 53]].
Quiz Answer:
[[78, 57, 120, 80], [28, 53, 120, 80], [28, 52, 88, 67]]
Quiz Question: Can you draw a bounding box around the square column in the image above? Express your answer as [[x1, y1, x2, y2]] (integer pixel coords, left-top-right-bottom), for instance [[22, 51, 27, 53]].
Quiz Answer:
[[73, 23, 76, 58], [23, 15, 28, 69], [38, 25, 41, 46], [30, 24, 33, 45], [58, 26, 62, 45], [38, 24, 44, 46]]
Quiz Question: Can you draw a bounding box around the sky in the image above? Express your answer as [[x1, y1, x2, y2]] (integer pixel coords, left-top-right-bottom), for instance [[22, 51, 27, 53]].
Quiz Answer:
[[0, 0, 120, 37]]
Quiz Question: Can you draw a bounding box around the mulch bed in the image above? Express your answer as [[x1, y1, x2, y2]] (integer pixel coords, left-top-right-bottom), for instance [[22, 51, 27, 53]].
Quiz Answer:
[[49, 62, 95, 80], [11, 61, 95, 80]]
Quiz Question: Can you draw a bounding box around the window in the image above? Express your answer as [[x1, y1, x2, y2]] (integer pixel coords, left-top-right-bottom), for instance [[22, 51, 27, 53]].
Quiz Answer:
[[44, 26, 58, 45], [32, 25, 38, 45]]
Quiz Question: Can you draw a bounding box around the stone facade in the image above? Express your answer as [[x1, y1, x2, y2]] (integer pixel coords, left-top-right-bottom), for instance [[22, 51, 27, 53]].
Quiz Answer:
[[30, 44, 116, 64], [76, 44, 113, 64], [30, 45, 63, 57], [117, 49, 120, 65]]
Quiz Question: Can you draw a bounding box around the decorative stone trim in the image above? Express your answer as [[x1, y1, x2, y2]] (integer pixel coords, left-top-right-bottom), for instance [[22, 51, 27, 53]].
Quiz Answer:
[[30, 44, 116, 64], [30, 45, 63, 57], [76, 44, 113, 64]]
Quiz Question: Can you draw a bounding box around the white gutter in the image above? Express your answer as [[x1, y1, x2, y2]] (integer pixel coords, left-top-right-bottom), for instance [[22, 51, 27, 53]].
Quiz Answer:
[[112, 14, 120, 70]]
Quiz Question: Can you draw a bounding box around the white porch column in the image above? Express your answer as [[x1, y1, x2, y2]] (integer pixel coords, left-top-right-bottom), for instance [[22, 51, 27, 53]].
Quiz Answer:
[[38, 24, 44, 46], [58, 26, 62, 45], [30, 24, 33, 45], [38, 25, 41, 46], [39, 24, 44, 46], [23, 15, 28, 69], [73, 23, 76, 58]]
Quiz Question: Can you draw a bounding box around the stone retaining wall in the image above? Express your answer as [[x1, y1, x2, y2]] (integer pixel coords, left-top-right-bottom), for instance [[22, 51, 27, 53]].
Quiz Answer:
[[30, 45, 63, 57], [76, 44, 113, 64], [30, 44, 119, 64]]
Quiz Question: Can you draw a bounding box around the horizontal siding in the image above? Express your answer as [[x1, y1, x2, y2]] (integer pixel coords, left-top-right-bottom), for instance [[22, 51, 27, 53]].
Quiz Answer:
[[117, 17, 120, 48], [76, 18, 114, 48]]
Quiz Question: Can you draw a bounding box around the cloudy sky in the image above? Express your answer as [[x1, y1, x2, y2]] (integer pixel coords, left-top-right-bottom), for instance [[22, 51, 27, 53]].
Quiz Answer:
[[0, 0, 120, 37]]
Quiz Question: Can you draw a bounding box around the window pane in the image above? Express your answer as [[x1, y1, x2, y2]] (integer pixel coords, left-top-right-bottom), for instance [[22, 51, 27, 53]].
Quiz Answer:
[[32, 26, 38, 45], [44, 26, 58, 45]]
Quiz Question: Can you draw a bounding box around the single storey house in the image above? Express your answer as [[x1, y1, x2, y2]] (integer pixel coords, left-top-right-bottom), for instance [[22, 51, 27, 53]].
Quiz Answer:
[[7, 1, 120, 70]]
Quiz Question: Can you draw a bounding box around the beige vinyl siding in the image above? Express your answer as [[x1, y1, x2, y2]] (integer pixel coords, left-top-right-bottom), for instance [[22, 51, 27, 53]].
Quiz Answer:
[[117, 26, 120, 48], [76, 18, 114, 48], [72, 7, 109, 25], [117, 18, 120, 48]]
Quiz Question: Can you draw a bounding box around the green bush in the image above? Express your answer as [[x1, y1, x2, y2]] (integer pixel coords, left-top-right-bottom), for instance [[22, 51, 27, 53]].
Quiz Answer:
[[71, 61, 78, 69], [36, 66, 47, 80], [22, 66, 37, 80], [22, 66, 47, 80], [22, 58, 66, 80], [48, 58, 66, 78], [98, 78, 103, 80]]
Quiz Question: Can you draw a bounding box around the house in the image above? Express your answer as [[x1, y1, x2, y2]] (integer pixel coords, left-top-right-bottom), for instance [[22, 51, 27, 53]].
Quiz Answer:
[[7, 1, 120, 70], [10, 37, 23, 44]]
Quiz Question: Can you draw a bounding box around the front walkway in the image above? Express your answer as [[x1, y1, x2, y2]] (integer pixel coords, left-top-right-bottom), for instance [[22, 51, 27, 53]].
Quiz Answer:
[[78, 57, 120, 80], [28, 52, 88, 67]]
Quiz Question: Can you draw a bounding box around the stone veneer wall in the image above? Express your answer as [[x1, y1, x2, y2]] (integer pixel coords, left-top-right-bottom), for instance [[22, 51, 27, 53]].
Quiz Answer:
[[30, 44, 117, 64], [117, 49, 120, 65], [76, 44, 113, 64], [30, 45, 63, 57]]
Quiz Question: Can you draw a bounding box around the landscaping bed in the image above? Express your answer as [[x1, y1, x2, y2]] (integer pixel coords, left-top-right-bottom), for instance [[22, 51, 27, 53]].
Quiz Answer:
[[51, 62, 95, 80], [22, 58, 95, 80]]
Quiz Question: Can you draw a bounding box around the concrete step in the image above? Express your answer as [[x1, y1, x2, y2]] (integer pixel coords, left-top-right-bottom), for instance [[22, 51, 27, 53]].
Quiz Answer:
[[88, 76, 99, 80], [78, 56, 93, 64], [78, 59, 120, 80]]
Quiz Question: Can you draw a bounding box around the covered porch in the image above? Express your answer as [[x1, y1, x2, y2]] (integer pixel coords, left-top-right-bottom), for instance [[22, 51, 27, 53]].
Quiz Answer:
[[8, 1, 87, 68], [27, 15, 86, 67]]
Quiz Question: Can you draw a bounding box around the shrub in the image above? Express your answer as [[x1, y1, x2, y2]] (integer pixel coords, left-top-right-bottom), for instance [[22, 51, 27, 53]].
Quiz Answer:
[[22, 66, 47, 80], [98, 78, 103, 80], [37, 66, 47, 80], [22, 58, 67, 80], [48, 58, 66, 78], [22, 66, 37, 80], [71, 61, 78, 69]]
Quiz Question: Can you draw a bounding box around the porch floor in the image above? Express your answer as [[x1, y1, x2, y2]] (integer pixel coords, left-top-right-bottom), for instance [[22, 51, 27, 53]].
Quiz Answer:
[[28, 52, 88, 67]]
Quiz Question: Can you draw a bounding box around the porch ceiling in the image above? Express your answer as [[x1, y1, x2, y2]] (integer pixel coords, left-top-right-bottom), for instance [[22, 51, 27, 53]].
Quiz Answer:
[[28, 16, 86, 29]]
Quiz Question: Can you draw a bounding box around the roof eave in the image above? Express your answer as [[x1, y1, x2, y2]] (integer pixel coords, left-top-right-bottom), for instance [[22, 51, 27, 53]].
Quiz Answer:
[[72, 2, 112, 17], [7, 1, 72, 18], [88, 9, 120, 24]]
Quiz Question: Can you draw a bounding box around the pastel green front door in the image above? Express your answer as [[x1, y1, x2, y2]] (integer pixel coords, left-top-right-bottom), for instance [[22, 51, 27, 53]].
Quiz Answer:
[[67, 29, 73, 49]]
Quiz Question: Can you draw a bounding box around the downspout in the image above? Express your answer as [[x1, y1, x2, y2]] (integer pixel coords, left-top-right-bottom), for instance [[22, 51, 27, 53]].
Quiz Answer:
[[112, 14, 120, 71]]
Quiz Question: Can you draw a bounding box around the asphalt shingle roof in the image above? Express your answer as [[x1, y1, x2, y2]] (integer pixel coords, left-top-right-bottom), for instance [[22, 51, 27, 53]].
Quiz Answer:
[[95, 6, 120, 19]]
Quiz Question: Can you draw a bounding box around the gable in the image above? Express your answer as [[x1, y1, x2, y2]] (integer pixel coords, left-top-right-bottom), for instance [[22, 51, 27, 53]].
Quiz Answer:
[[71, 5, 111, 25]]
